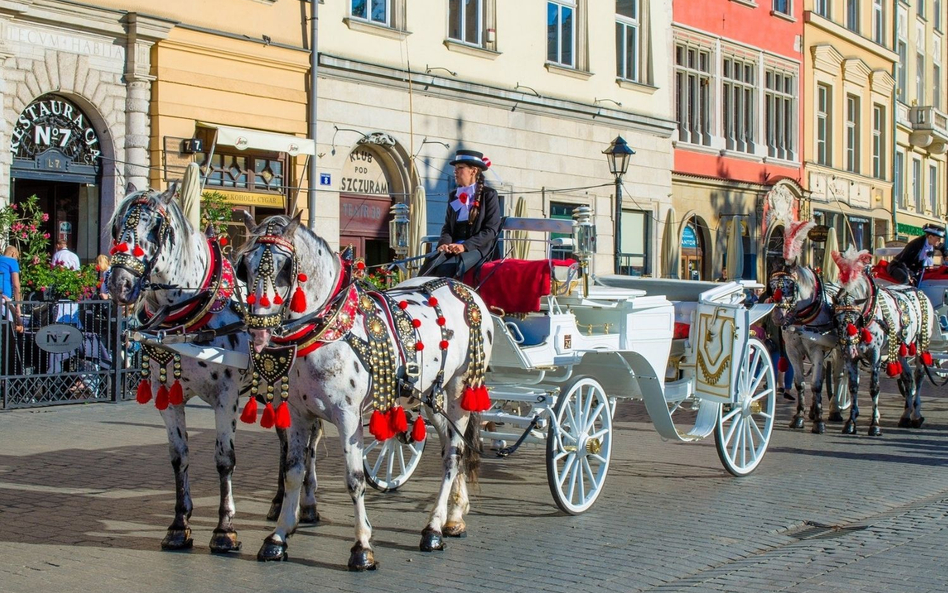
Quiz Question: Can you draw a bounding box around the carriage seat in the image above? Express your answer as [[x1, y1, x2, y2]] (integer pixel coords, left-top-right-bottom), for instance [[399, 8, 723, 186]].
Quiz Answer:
[[463, 258, 578, 314], [870, 261, 899, 284]]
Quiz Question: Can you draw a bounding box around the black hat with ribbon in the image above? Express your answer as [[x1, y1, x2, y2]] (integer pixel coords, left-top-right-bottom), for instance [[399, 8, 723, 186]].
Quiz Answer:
[[923, 224, 946, 238], [449, 149, 490, 170]]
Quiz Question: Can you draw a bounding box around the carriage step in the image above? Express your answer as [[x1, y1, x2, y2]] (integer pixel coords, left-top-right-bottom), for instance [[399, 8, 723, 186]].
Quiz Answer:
[[481, 411, 548, 430]]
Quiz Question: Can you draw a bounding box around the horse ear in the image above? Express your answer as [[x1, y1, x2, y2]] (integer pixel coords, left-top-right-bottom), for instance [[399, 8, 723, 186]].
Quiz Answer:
[[284, 211, 303, 237], [125, 182, 138, 196], [241, 209, 259, 234], [161, 182, 179, 205]]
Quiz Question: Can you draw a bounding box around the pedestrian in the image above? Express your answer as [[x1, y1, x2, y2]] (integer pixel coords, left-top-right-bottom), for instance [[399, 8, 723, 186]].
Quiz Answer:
[[95, 254, 110, 300], [716, 267, 728, 282], [761, 291, 795, 400], [52, 237, 80, 270], [0, 245, 23, 333], [419, 149, 501, 279]]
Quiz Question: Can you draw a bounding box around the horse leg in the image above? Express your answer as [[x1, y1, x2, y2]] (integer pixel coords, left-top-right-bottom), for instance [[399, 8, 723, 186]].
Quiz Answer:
[[827, 360, 844, 422], [868, 362, 883, 436], [810, 358, 826, 434], [209, 393, 241, 553], [842, 359, 860, 435], [421, 405, 471, 552], [338, 411, 376, 571], [912, 365, 925, 428], [790, 373, 806, 429], [299, 418, 322, 524], [267, 426, 288, 521], [160, 405, 194, 550], [444, 417, 480, 538], [257, 417, 310, 562]]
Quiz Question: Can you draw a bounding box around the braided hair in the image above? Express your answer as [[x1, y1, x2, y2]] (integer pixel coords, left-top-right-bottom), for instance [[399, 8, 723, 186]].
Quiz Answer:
[[467, 170, 486, 226]]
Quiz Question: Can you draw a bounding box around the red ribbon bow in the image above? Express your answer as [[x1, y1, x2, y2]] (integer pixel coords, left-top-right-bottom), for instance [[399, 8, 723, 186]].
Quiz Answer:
[[458, 192, 469, 205]]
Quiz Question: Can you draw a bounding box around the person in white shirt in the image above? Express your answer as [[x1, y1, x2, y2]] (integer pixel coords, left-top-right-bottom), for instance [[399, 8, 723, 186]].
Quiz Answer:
[[52, 237, 80, 270]]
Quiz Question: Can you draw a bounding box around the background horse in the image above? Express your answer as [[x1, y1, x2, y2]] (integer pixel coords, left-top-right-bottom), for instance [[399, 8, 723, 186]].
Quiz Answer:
[[236, 213, 494, 570], [769, 264, 846, 433], [831, 247, 936, 435], [107, 186, 319, 552]]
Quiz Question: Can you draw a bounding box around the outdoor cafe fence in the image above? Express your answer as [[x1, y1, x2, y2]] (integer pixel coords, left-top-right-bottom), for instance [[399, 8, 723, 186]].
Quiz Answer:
[[1, 299, 142, 409]]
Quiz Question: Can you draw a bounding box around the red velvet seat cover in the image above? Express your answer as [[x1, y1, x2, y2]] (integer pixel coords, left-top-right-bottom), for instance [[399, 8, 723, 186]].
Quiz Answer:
[[463, 259, 577, 314]]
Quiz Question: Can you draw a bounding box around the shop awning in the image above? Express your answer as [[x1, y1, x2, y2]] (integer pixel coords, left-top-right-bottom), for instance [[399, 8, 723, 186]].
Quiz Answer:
[[199, 122, 316, 156]]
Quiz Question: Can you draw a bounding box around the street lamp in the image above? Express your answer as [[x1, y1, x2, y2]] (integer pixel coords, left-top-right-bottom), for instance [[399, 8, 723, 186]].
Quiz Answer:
[[603, 136, 635, 274]]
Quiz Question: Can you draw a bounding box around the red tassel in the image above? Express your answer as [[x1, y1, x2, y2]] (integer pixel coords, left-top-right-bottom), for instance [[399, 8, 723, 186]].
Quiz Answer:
[[476, 385, 491, 412], [274, 294, 284, 305], [909, 342, 917, 356], [899, 343, 908, 357], [260, 403, 276, 429], [155, 384, 170, 410], [275, 402, 291, 429], [369, 409, 391, 441], [290, 287, 307, 313], [411, 416, 427, 442], [778, 356, 790, 373], [461, 386, 478, 412], [260, 294, 270, 307], [240, 398, 258, 424], [169, 380, 184, 406], [846, 323, 858, 337], [773, 288, 783, 302], [922, 351, 934, 366], [886, 361, 900, 377], [389, 406, 408, 433], [861, 328, 873, 344], [247, 293, 256, 305], [133, 245, 145, 257], [136, 379, 152, 404], [117, 242, 128, 253]]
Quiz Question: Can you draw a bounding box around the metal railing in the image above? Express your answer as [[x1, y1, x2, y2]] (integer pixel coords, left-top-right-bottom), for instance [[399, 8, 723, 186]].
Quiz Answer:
[[1, 299, 141, 409]]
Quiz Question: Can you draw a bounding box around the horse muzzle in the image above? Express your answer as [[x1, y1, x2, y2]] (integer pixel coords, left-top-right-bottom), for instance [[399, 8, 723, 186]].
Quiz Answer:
[[250, 329, 272, 353], [107, 268, 142, 304]]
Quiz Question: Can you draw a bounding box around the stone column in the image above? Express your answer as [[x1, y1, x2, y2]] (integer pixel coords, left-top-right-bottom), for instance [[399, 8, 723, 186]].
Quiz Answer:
[[124, 78, 151, 191]]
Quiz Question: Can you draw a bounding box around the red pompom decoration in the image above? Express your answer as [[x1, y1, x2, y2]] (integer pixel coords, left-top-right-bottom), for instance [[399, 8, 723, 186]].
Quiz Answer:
[[411, 416, 427, 442], [476, 385, 491, 411], [240, 398, 258, 424], [773, 288, 783, 302], [247, 293, 256, 305], [460, 386, 478, 412], [899, 343, 908, 357], [846, 323, 858, 337], [909, 342, 917, 356], [437, 317, 446, 326], [220, 237, 229, 247], [778, 356, 790, 373], [482, 156, 491, 168], [922, 351, 934, 366], [260, 294, 270, 307], [117, 242, 129, 253], [274, 294, 284, 305], [275, 401, 291, 430], [133, 245, 145, 257], [290, 287, 307, 313], [412, 319, 422, 328], [428, 297, 438, 306], [398, 300, 408, 310], [155, 384, 170, 410], [415, 341, 425, 351], [169, 380, 184, 406], [861, 328, 873, 345], [356, 261, 366, 271], [260, 402, 276, 429], [369, 409, 392, 441], [389, 406, 408, 434], [440, 340, 449, 350], [136, 379, 152, 404], [298, 273, 308, 282]]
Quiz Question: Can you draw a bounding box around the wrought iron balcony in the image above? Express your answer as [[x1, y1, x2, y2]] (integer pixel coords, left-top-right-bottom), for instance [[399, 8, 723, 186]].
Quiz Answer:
[[909, 106, 948, 154]]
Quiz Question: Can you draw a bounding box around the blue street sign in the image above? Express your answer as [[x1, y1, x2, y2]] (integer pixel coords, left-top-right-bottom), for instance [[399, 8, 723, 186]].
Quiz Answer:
[[319, 173, 331, 186]]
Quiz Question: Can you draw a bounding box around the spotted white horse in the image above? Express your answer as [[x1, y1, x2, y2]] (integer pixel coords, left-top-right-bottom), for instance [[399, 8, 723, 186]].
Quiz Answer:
[[235, 213, 494, 570], [831, 246, 937, 435], [107, 186, 320, 552]]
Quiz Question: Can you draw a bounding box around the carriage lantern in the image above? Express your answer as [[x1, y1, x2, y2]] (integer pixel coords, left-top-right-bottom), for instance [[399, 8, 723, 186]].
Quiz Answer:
[[389, 202, 410, 258], [572, 206, 596, 296]]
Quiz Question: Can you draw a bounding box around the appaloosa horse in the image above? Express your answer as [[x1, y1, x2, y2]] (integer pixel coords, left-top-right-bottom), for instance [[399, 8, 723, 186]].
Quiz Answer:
[[107, 186, 319, 552], [235, 213, 494, 570], [831, 247, 936, 435]]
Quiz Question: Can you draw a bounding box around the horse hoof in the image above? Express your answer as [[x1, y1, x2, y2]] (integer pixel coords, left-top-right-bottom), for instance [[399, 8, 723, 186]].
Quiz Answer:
[[898, 417, 912, 428], [347, 542, 378, 571], [209, 529, 242, 553], [790, 416, 805, 430], [811, 421, 825, 435], [299, 505, 320, 524], [912, 417, 925, 429], [419, 527, 445, 552], [842, 421, 856, 435], [868, 425, 882, 437], [160, 528, 194, 551], [443, 521, 467, 538], [256, 536, 288, 562], [828, 411, 844, 423]]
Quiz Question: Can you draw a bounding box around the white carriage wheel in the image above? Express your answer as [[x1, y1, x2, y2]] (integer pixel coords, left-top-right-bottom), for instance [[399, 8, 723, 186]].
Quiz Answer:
[[714, 338, 775, 476], [546, 376, 613, 515], [833, 371, 852, 411], [363, 419, 427, 492]]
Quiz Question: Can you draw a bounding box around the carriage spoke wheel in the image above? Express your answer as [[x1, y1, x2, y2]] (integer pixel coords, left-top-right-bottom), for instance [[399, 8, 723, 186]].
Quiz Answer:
[[363, 417, 426, 492], [546, 377, 613, 514], [714, 338, 775, 476]]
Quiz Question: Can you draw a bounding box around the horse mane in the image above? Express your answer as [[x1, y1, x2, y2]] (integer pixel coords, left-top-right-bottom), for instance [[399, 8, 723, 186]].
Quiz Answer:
[[831, 245, 872, 290], [108, 187, 194, 238], [783, 220, 815, 263], [236, 214, 333, 261]]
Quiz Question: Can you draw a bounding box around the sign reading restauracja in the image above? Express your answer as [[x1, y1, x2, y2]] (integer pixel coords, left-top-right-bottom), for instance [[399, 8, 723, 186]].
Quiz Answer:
[[10, 96, 102, 166]]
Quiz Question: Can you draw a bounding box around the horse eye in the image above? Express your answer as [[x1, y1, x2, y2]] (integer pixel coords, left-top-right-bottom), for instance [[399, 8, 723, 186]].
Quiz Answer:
[[276, 259, 294, 284], [234, 258, 248, 282]]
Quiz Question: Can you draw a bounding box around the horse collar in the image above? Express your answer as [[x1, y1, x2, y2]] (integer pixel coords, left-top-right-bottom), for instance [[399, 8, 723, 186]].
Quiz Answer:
[[272, 283, 360, 357], [795, 274, 823, 326]]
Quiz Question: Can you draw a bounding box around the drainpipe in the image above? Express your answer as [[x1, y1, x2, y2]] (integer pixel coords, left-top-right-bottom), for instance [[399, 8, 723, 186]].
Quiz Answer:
[[307, 0, 319, 230], [891, 0, 899, 242]]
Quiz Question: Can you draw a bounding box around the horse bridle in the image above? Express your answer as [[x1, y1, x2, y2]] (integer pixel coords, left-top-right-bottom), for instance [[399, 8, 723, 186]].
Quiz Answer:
[[110, 196, 173, 285], [239, 222, 302, 331], [834, 272, 878, 348]]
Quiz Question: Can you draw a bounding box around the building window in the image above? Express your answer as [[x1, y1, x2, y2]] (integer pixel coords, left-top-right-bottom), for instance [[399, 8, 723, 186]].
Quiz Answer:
[[723, 55, 756, 153], [845, 95, 859, 173], [898, 41, 907, 102], [449, 0, 482, 46], [817, 83, 832, 166], [616, 0, 639, 81], [773, 0, 790, 15], [846, 0, 859, 32], [550, 202, 582, 260], [930, 164, 939, 214], [917, 53, 926, 104], [920, 0, 927, 20], [936, 64, 942, 109], [814, 0, 829, 18], [895, 150, 906, 208], [199, 151, 286, 195], [937, 0, 943, 31], [351, 0, 389, 25], [620, 209, 651, 276], [872, 104, 885, 179], [675, 43, 712, 146], [913, 158, 922, 211], [873, 0, 884, 44], [547, 1, 576, 67], [765, 70, 796, 161]]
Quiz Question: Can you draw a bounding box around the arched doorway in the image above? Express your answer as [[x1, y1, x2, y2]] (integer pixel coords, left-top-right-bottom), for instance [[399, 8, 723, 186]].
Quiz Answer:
[[765, 225, 785, 281], [10, 95, 104, 262], [680, 218, 707, 280]]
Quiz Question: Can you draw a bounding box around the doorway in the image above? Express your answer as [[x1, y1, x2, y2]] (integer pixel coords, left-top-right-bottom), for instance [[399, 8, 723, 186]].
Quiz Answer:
[[12, 180, 87, 259]]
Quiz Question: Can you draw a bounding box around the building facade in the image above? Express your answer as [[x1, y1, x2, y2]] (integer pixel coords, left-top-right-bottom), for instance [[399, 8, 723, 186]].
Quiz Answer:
[[671, 0, 805, 282]]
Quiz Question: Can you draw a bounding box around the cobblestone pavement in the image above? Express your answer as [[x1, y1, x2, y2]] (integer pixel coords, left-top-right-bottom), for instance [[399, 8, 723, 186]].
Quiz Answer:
[[0, 377, 946, 593]]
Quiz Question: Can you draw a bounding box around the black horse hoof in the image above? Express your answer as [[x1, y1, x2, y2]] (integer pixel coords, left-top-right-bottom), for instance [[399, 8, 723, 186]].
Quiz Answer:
[[790, 416, 805, 430], [257, 536, 288, 562], [811, 421, 826, 435], [299, 505, 320, 525], [898, 417, 912, 428], [161, 528, 194, 551], [912, 416, 925, 429], [347, 542, 378, 571], [842, 421, 856, 435], [443, 521, 467, 538], [419, 527, 445, 552], [209, 529, 242, 553], [266, 501, 282, 522], [868, 425, 882, 437], [828, 411, 844, 422]]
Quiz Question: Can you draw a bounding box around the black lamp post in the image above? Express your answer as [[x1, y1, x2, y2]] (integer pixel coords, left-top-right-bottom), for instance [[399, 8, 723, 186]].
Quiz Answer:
[[603, 136, 634, 274]]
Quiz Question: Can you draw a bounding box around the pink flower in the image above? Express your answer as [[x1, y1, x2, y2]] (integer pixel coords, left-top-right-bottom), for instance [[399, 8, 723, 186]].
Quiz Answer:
[[40, 286, 46, 292], [20, 232, 26, 239], [29, 224, 36, 232], [10, 204, 17, 211], [43, 233, 50, 239], [41, 213, 49, 222], [31, 256, 39, 264]]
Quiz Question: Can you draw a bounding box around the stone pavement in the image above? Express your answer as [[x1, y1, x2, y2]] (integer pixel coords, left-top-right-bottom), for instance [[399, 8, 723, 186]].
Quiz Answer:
[[0, 377, 946, 593]]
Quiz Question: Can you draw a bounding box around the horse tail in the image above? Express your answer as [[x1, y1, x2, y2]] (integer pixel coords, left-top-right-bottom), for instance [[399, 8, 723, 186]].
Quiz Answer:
[[462, 412, 482, 487]]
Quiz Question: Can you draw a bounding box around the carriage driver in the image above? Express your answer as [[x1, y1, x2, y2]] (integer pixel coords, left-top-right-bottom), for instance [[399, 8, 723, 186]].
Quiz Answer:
[[886, 223, 947, 285]]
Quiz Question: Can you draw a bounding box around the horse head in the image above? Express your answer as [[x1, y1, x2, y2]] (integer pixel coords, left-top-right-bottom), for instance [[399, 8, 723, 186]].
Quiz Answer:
[[107, 183, 180, 304], [768, 263, 798, 326], [831, 287, 865, 360]]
